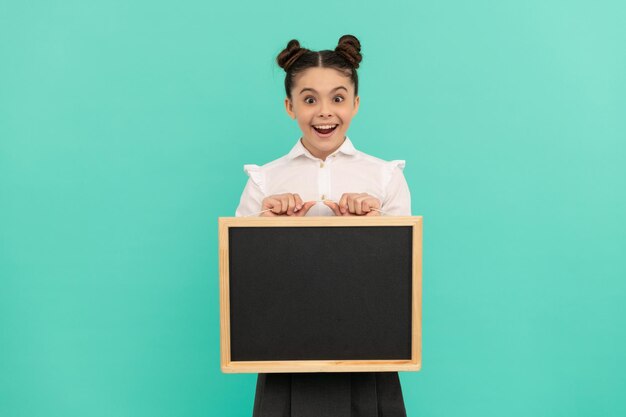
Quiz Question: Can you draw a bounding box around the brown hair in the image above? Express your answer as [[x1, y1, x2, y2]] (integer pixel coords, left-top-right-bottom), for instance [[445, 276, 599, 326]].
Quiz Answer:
[[276, 35, 362, 99]]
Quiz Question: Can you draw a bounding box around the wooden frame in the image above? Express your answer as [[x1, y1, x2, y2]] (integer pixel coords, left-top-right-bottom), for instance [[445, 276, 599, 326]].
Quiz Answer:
[[218, 216, 422, 373]]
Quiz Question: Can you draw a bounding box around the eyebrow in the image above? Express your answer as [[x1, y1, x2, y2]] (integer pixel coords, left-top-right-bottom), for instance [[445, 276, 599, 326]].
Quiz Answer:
[[299, 86, 348, 95]]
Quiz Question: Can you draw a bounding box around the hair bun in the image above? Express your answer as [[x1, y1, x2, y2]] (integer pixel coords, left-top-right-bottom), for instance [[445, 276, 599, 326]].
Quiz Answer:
[[277, 39, 308, 72], [335, 34, 362, 69]]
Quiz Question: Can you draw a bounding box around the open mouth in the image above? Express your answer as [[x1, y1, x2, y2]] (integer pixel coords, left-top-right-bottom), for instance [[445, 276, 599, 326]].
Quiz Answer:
[[312, 124, 338, 135]]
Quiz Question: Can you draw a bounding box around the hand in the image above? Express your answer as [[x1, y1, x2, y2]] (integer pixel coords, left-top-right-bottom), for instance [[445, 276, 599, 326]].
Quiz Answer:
[[324, 193, 381, 216], [261, 193, 316, 217]]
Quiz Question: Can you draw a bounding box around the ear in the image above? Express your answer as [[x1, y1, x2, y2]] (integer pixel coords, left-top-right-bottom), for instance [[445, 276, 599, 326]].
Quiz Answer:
[[352, 95, 360, 117], [285, 97, 296, 119]]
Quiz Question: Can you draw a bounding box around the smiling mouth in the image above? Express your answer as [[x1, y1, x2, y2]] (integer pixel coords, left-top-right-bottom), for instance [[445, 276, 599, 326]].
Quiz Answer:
[[312, 124, 338, 134]]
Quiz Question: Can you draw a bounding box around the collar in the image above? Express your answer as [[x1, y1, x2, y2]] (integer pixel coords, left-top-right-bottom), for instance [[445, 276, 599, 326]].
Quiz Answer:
[[286, 136, 358, 161]]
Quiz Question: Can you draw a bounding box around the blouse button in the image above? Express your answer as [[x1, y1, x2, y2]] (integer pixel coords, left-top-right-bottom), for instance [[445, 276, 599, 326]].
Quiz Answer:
[[320, 162, 325, 168]]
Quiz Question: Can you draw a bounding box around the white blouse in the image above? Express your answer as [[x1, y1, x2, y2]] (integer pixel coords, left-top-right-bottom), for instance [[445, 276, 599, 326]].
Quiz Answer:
[[235, 137, 412, 217]]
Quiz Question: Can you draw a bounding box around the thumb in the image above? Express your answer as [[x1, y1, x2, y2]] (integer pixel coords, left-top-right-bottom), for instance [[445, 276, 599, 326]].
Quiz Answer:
[[323, 201, 343, 216], [295, 201, 316, 217]]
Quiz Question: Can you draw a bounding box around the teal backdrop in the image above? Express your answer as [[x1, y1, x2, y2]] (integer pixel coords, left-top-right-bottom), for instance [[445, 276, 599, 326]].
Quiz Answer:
[[1, 1, 625, 416]]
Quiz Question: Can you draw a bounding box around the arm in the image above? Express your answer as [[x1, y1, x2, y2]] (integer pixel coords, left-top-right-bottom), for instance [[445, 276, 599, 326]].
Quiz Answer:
[[235, 169, 316, 217], [235, 177, 265, 217], [324, 162, 412, 216], [381, 165, 412, 216]]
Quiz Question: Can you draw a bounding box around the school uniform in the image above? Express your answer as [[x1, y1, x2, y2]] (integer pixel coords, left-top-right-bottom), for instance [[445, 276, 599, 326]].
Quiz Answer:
[[236, 136, 412, 417], [235, 137, 410, 217]]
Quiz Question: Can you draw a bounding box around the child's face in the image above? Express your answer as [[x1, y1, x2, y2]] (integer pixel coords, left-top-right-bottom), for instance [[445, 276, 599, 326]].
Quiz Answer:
[[285, 67, 360, 160]]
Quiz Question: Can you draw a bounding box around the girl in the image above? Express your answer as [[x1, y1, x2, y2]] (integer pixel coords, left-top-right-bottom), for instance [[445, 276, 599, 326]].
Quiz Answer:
[[236, 35, 411, 417]]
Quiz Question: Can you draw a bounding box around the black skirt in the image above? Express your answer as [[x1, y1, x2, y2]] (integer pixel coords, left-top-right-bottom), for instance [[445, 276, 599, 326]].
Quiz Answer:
[[252, 372, 407, 417]]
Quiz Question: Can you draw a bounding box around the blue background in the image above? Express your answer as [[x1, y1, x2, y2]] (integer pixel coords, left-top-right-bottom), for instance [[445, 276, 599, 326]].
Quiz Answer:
[[1, 1, 625, 416]]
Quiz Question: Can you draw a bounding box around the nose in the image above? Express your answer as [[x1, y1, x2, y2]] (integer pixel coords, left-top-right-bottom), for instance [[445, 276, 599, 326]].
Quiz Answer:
[[318, 109, 333, 118], [319, 100, 332, 118]]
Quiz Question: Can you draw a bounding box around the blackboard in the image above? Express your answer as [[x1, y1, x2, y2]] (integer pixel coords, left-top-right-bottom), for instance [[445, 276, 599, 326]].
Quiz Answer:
[[218, 216, 422, 373]]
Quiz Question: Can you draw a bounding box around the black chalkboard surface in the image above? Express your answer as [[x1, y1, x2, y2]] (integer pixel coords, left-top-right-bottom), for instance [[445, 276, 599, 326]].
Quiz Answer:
[[218, 216, 422, 373]]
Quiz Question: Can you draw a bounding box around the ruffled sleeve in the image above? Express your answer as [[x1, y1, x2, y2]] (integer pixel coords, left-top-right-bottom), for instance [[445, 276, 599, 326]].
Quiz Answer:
[[382, 160, 406, 192], [381, 160, 411, 216], [243, 164, 265, 194], [235, 165, 267, 217]]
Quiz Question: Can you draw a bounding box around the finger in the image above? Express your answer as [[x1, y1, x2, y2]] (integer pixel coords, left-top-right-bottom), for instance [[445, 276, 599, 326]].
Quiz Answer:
[[360, 197, 370, 215], [274, 197, 286, 214], [367, 197, 381, 214], [263, 197, 282, 214], [369, 197, 381, 210], [286, 194, 296, 216], [348, 193, 367, 215], [354, 195, 368, 215], [347, 194, 357, 214], [323, 201, 343, 216], [296, 201, 317, 217], [360, 195, 379, 215], [279, 195, 290, 214], [338, 193, 350, 214], [293, 194, 303, 212], [365, 208, 381, 216], [261, 208, 277, 217]]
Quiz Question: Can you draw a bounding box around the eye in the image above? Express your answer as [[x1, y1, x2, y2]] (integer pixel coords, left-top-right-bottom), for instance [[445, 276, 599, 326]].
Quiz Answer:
[[304, 96, 316, 104], [334, 95, 345, 103]]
